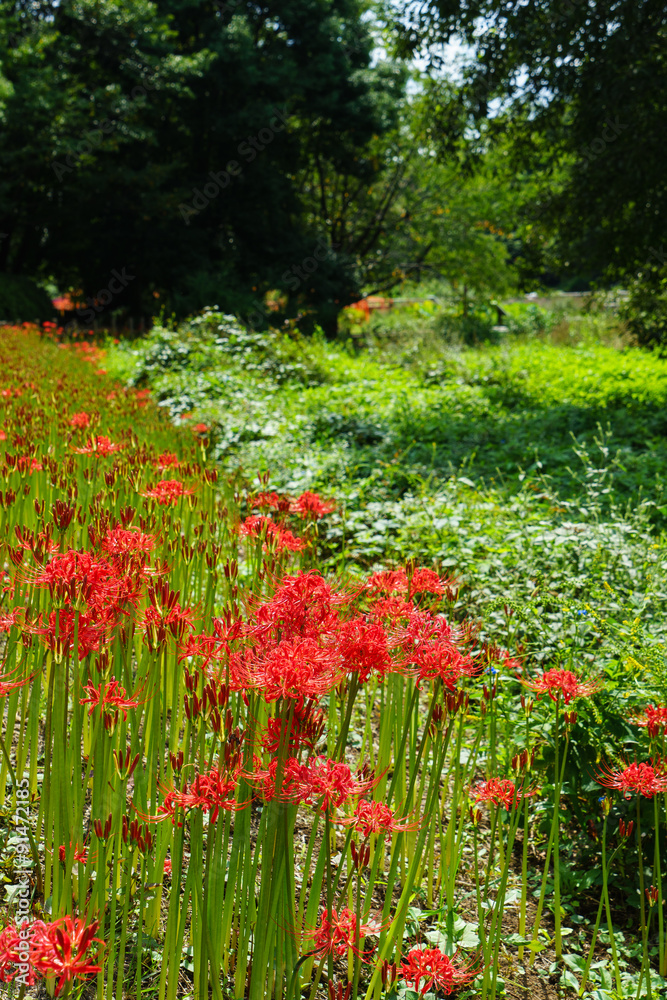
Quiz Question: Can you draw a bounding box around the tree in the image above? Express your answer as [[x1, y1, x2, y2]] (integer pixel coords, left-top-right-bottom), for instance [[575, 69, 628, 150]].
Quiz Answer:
[[291, 79, 519, 321], [390, 0, 667, 291], [0, 0, 405, 327]]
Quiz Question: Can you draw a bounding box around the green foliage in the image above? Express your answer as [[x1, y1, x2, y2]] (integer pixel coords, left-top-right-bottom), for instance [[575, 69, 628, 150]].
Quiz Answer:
[[0, 0, 404, 324], [391, 0, 667, 286], [619, 267, 667, 351], [0, 274, 54, 322]]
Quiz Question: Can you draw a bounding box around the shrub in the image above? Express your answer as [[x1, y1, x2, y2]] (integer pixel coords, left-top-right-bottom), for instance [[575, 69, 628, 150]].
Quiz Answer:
[[0, 273, 54, 322]]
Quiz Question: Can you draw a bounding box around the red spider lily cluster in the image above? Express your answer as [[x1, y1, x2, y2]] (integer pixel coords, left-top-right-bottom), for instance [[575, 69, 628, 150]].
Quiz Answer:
[[6, 324, 664, 1000], [0, 916, 103, 996]]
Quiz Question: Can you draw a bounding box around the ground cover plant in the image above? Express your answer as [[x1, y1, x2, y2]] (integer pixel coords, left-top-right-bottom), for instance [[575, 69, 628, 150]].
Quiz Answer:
[[1, 315, 667, 1000]]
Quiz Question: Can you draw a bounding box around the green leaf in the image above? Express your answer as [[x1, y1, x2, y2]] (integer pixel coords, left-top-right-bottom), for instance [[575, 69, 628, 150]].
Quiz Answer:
[[561, 969, 579, 990], [563, 953, 586, 973]]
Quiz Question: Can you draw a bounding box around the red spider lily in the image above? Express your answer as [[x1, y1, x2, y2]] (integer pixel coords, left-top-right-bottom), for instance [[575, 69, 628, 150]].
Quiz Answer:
[[141, 601, 194, 645], [290, 491, 336, 518], [157, 764, 245, 824], [412, 639, 478, 689], [80, 680, 140, 723], [250, 490, 291, 513], [634, 704, 667, 738], [254, 756, 378, 812], [178, 632, 224, 667], [337, 617, 397, 681], [335, 798, 419, 838], [192, 422, 209, 434], [521, 668, 600, 705], [233, 637, 343, 702], [58, 843, 88, 864], [251, 571, 348, 641], [69, 412, 90, 429], [154, 451, 180, 470], [365, 569, 410, 594], [0, 670, 33, 697], [369, 596, 417, 620], [399, 946, 476, 996], [101, 527, 155, 559], [14, 528, 59, 558], [240, 515, 305, 552], [0, 608, 22, 633], [365, 567, 451, 598], [31, 549, 142, 612], [0, 923, 22, 983], [30, 916, 103, 996], [470, 777, 527, 811], [407, 567, 453, 598], [597, 760, 667, 799], [29, 608, 110, 660], [73, 435, 122, 456], [261, 701, 325, 754], [15, 456, 43, 474], [307, 907, 383, 959], [141, 479, 195, 505]]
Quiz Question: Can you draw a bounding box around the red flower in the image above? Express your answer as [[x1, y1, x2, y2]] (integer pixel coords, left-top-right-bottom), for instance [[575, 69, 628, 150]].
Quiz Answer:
[[0, 924, 21, 983], [192, 422, 209, 434], [521, 668, 600, 705], [365, 569, 409, 595], [154, 451, 180, 471], [471, 778, 520, 811], [141, 479, 195, 505], [412, 639, 477, 689], [399, 947, 476, 996], [69, 412, 90, 429], [80, 680, 139, 723], [16, 455, 43, 474], [0, 609, 22, 634], [235, 637, 342, 702], [308, 907, 382, 958], [30, 608, 110, 660], [32, 549, 141, 612], [290, 491, 336, 518], [141, 600, 194, 645], [369, 596, 417, 620], [158, 764, 243, 824], [337, 617, 396, 682], [597, 760, 667, 799], [30, 916, 103, 996], [284, 756, 377, 812], [251, 571, 347, 641], [261, 701, 325, 754], [58, 843, 88, 864], [101, 527, 155, 558], [336, 799, 418, 838], [240, 515, 305, 552], [634, 704, 667, 738], [250, 490, 291, 513], [407, 567, 451, 597], [73, 435, 122, 456]]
